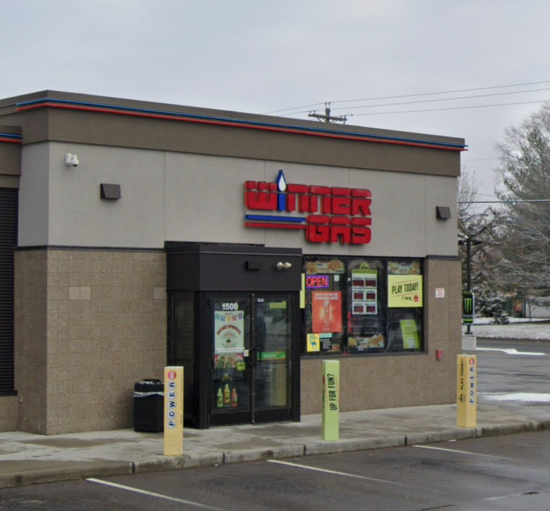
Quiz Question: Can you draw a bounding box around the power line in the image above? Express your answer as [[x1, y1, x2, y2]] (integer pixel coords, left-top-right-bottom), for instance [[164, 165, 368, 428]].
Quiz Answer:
[[330, 80, 550, 106], [459, 199, 550, 204], [263, 101, 333, 116], [347, 98, 550, 117], [262, 79, 550, 115], [328, 86, 550, 113]]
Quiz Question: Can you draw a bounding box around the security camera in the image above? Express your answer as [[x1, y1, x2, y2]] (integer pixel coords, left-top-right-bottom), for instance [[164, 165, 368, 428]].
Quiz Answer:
[[65, 153, 79, 167]]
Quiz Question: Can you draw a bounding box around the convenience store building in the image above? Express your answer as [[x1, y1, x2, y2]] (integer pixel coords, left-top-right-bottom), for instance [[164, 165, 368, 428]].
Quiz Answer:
[[0, 91, 465, 434]]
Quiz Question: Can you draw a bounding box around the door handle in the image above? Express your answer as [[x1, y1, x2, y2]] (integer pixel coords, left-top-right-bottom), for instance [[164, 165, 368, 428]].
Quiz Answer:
[[248, 347, 262, 366]]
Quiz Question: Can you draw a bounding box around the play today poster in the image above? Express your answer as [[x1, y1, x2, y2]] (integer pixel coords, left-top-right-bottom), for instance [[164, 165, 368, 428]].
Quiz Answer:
[[388, 275, 423, 307]]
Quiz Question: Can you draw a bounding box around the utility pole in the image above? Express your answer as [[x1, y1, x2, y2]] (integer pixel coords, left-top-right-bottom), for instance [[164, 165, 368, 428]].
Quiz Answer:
[[308, 103, 347, 124]]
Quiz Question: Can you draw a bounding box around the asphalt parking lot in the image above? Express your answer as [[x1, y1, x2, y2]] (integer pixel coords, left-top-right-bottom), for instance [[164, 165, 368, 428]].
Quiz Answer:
[[1, 429, 549, 511]]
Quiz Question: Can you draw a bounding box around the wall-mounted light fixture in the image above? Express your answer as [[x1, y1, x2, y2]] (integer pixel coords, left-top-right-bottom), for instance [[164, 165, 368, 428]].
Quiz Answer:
[[276, 262, 292, 270], [100, 183, 121, 201], [64, 153, 79, 168], [436, 206, 451, 220]]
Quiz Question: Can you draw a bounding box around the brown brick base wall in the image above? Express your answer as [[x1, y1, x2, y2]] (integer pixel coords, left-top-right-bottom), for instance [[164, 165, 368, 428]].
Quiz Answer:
[[14, 248, 167, 435], [0, 396, 18, 431]]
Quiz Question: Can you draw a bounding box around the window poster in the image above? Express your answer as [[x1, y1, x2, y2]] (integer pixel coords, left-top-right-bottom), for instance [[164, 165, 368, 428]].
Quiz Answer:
[[388, 261, 421, 275], [215, 311, 245, 353], [306, 260, 345, 274], [388, 275, 423, 308], [320, 333, 334, 351], [307, 334, 321, 352], [312, 291, 342, 333], [214, 352, 245, 371], [400, 319, 420, 349], [348, 333, 385, 350]]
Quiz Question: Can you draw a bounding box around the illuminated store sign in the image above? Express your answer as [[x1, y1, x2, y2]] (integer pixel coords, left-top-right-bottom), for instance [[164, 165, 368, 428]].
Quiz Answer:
[[244, 170, 372, 245], [306, 275, 329, 289]]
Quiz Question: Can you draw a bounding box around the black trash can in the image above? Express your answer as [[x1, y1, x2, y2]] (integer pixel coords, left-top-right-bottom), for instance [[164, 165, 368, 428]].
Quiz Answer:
[[133, 378, 164, 432]]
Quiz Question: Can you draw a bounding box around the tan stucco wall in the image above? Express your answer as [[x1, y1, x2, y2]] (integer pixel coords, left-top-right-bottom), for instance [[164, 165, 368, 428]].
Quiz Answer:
[[18, 142, 459, 260], [300, 258, 461, 414], [0, 91, 463, 179], [14, 249, 167, 435], [0, 124, 21, 183]]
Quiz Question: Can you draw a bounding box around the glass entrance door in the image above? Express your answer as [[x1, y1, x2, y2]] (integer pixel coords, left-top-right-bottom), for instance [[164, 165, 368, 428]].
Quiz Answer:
[[211, 296, 251, 425], [210, 293, 295, 426], [253, 295, 293, 422]]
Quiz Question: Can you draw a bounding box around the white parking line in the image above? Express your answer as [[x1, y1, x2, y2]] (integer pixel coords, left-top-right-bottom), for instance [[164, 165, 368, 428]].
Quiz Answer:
[[87, 478, 225, 510], [477, 347, 544, 356], [413, 445, 506, 459], [267, 459, 409, 486]]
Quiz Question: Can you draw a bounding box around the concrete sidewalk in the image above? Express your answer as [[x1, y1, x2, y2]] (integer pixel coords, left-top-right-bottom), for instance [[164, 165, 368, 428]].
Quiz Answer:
[[1, 402, 549, 489]]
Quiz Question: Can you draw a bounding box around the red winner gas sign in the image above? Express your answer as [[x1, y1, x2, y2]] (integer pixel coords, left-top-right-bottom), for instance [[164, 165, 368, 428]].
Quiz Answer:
[[244, 170, 372, 245]]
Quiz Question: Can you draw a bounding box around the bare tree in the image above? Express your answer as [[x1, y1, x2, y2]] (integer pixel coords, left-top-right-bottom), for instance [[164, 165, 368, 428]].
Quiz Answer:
[[457, 168, 481, 229], [458, 168, 501, 300]]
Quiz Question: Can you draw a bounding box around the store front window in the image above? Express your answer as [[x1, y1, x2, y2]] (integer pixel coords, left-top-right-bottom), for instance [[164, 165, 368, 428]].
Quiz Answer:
[[303, 257, 423, 355]]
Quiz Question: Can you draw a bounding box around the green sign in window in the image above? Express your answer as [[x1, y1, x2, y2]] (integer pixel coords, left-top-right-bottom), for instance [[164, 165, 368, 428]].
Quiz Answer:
[[260, 351, 286, 361]]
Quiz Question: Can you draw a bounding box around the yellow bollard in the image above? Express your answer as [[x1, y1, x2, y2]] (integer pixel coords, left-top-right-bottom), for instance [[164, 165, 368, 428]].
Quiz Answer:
[[322, 360, 340, 441], [457, 355, 477, 428], [164, 366, 184, 456]]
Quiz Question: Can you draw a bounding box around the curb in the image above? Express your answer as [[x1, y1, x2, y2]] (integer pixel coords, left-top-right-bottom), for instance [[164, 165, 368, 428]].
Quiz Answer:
[[405, 428, 475, 446], [304, 435, 405, 456], [476, 420, 543, 437], [0, 462, 133, 490], [1, 420, 548, 489], [223, 444, 305, 465], [132, 453, 225, 474]]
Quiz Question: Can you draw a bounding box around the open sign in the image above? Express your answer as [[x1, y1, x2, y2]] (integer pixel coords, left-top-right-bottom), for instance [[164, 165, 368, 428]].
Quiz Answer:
[[306, 275, 329, 289]]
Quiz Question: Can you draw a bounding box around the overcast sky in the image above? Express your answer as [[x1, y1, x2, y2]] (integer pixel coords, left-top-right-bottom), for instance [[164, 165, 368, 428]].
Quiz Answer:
[[3, 0, 550, 200]]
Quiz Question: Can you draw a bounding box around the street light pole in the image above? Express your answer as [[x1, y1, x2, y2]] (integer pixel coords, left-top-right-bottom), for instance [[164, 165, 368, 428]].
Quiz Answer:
[[465, 238, 472, 335], [460, 236, 482, 335]]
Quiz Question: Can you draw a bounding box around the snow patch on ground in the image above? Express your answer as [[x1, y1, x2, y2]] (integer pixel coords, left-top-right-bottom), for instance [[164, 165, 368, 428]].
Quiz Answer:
[[464, 319, 550, 340], [476, 347, 544, 356], [481, 393, 550, 403]]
